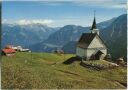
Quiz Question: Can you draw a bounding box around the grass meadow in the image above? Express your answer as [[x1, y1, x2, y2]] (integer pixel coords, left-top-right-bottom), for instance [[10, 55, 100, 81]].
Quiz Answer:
[[1, 52, 127, 89]]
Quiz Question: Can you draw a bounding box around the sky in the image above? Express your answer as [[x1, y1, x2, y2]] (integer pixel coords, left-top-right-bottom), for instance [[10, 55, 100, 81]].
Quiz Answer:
[[2, 0, 127, 27]]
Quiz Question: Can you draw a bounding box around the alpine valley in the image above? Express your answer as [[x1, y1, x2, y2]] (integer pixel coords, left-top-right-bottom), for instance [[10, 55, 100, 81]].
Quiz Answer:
[[2, 14, 127, 60]]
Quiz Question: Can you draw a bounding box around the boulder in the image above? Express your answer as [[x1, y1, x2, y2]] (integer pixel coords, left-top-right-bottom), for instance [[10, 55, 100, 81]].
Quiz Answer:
[[116, 57, 125, 66]]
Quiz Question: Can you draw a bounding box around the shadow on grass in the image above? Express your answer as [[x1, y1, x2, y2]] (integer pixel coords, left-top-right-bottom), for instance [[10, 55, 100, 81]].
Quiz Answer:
[[79, 61, 101, 71], [55, 69, 81, 76], [63, 56, 81, 65]]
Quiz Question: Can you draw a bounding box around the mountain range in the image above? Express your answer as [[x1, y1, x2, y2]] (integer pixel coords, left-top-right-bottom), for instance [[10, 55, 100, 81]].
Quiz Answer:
[[29, 16, 116, 52], [2, 14, 127, 60], [2, 23, 59, 48]]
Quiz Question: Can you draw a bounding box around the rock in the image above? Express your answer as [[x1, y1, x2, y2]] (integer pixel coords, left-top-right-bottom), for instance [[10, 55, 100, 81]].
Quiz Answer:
[[105, 54, 111, 61], [116, 57, 125, 66]]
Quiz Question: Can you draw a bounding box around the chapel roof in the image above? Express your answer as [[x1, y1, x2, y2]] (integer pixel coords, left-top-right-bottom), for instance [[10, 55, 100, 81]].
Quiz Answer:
[[77, 33, 96, 48], [77, 33, 107, 49]]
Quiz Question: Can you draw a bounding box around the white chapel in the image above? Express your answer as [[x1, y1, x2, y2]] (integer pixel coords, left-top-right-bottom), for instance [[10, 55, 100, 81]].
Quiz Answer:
[[76, 14, 107, 60]]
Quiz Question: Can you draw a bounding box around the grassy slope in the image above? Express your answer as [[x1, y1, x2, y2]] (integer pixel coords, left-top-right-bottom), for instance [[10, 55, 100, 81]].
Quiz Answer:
[[1, 52, 127, 89]]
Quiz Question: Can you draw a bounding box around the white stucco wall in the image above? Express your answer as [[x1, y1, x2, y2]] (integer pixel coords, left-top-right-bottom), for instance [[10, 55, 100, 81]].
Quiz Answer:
[[76, 47, 87, 57], [86, 49, 95, 57], [76, 35, 107, 59], [88, 36, 106, 48], [91, 29, 99, 35], [100, 49, 107, 55], [86, 36, 107, 58], [86, 49, 107, 58]]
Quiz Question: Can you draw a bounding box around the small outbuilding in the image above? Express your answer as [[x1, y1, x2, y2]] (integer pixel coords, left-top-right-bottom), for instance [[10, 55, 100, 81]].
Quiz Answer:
[[54, 50, 64, 54], [2, 48, 16, 56]]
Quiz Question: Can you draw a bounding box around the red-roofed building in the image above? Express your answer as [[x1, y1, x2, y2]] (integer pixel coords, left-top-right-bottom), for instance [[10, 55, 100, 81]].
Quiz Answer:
[[2, 48, 16, 56]]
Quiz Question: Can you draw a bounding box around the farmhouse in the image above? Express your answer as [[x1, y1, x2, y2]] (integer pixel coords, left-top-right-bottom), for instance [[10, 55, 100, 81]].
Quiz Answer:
[[12, 46, 31, 52], [76, 15, 107, 60], [12, 46, 22, 51], [2, 45, 16, 56]]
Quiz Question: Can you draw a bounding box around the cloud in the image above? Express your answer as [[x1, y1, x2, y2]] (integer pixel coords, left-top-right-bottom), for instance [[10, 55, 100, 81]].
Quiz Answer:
[[3, 0, 126, 9], [17, 19, 54, 25], [112, 4, 127, 9], [71, 0, 127, 9], [38, 0, 127, 9], [2, 19, 54, 25], [2, 19, 7, 23]]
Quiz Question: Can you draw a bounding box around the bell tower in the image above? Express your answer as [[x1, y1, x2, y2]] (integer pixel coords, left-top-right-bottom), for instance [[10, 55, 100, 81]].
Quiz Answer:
[[90, 11, 99, 35]]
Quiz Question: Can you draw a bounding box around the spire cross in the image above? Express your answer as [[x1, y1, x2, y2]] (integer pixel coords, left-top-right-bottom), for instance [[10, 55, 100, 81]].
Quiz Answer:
[[94, 10, 96, 18]]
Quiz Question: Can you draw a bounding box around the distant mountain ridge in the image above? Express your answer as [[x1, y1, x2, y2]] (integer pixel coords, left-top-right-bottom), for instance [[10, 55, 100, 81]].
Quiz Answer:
[[2, 23, 59, 48], [30, 25, 90, 52], [30, 17, 116, 52]]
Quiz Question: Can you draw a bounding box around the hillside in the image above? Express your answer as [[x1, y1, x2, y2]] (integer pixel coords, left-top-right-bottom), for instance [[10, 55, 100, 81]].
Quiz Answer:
[[100, 14, 127, 61], [2, 52, 127, 89], [62, 41, 77, 53], [30, 25, 90, 52]]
